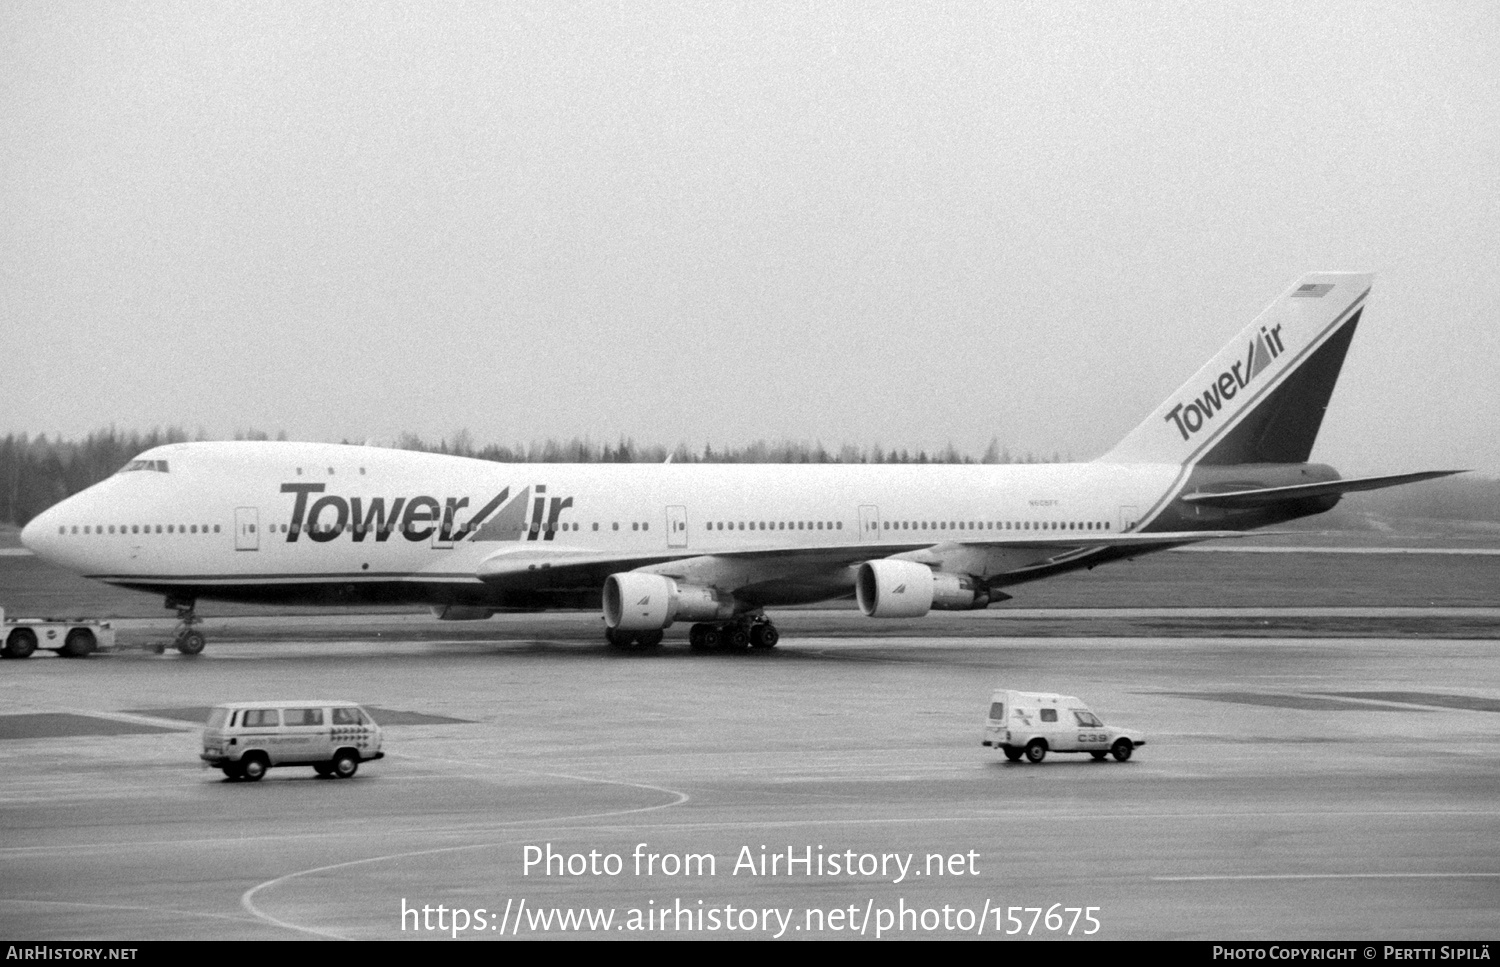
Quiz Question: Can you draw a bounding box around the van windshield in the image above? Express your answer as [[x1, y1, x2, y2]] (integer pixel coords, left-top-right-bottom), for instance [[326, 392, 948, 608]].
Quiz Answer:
[[1072, 710, 1102, 727], [205, 708, 229, 728]]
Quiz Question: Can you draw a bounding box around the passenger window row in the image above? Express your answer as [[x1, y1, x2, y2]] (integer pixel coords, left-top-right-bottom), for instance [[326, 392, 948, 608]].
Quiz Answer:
[[879, 520, 1113, 532], [58, 523, 221, 536]]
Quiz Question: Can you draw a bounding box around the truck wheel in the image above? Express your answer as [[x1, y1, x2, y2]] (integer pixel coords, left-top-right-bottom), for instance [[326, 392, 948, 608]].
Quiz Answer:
[[176, 631, 206, 656], [3, 628, 37, 659], [61, 628, 97, 658], [240, 754, 268, 782], [1111, 739, 1134, 762], [332, 751, 359, 779], [1024, 739, 1048, 764], [1003, 748, 1023, 762]]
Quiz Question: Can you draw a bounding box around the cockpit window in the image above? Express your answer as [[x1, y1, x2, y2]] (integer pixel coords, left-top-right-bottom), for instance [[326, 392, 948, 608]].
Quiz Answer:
[[117, 459, 169, 474]]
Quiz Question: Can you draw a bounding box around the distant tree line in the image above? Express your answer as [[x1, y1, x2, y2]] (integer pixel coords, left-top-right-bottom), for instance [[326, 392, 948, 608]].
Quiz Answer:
[[8, 428, 1492, 530], [0, 428, 1059, 527]]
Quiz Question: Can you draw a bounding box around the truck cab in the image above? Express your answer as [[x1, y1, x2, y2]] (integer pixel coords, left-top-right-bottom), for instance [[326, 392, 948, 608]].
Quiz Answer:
[[982, 689, 1144, 763]]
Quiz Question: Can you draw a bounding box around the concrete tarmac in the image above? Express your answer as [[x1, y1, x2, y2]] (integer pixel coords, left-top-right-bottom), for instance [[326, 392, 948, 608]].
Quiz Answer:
[[2, 613, 1498, 941]]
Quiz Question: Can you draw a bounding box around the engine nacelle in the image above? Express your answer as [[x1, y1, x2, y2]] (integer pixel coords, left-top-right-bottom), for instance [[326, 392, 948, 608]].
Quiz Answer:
[[430, 605, 495, 621], [602, 572, 735, 631], [856, 560, 990, 618]]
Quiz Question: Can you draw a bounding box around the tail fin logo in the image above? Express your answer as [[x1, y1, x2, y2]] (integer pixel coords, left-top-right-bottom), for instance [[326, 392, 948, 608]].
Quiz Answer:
[[1164, 324, 1286, 442]]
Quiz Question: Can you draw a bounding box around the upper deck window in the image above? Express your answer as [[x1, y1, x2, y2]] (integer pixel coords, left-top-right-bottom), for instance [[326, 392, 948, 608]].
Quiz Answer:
[[117, 459, 169, 474]]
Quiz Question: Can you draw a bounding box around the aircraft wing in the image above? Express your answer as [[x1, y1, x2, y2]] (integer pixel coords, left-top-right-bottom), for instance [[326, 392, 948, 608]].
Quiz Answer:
[[473, 530, 1246, 586], [1178, 470, 1464, 509]]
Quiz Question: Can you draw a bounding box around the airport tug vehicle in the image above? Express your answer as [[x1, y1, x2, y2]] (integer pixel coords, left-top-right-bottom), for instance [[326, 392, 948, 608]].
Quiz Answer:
[[983, 689, 1144, 763], [201, 701, 384, 781], [1, 606, 116, 659]]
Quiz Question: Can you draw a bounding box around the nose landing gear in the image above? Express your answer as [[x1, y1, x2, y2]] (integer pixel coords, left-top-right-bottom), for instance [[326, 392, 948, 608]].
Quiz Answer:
[[159, 598, 206, 656]]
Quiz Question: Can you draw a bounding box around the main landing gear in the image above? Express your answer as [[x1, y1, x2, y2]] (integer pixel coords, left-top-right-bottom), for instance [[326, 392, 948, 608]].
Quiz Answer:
[[604, 628, 664, 649], [604, 615, 781, 653], [156, 598, 206, 656], [687, 616, 779, 652]]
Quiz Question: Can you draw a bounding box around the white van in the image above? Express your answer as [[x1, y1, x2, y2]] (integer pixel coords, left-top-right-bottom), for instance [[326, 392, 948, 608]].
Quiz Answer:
[[982, 689, 1144, 763], [200, 701, 384, 781]]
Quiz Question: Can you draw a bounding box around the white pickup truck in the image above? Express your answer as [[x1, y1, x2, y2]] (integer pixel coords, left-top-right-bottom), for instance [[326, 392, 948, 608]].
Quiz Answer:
[[982, 689, 1145, 763]]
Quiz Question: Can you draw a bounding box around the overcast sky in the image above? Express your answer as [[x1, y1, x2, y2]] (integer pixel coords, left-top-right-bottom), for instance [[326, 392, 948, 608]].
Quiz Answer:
[[3, 1, 1497, 475]]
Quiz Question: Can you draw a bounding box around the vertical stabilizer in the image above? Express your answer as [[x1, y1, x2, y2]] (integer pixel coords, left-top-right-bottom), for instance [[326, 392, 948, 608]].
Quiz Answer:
[[1100, 273, 1372, 466]]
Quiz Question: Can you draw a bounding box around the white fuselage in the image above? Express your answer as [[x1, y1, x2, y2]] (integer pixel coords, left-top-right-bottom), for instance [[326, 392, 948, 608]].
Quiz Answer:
[[21, 441, 1185, 605]]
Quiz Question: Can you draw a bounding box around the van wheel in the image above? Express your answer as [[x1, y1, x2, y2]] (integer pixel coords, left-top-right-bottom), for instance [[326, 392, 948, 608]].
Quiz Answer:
[[313, 764, 334, 778], [1003, 748, 1023, 762], [61, 628, 96, 658], [3, 628, 37, 659], [221, 764, 243, 781], [240, 754, 268, 782], [332, 751, 359, 779], [1111, 739, 1134, 762], [1090, 751, 1108, 761], [1024, 739, 1047, 764]]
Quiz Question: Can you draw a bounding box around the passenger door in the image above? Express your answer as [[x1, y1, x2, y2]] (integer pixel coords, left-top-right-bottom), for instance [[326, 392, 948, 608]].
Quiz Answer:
[[235, 507, 260, 551], [1071, 709, 1110, 753], [282, 707, 332, 764], [666, 506, 688, 548]]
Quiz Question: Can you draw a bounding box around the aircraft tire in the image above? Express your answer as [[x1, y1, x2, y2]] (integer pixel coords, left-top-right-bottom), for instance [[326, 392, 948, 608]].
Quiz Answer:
[[332, 751, 359, 779], [1024, 740, 1047, 764], [176, 631, 206, 656], [3, 628, 37, 659], [750, 624, 779, 649], [637, 630, 664, 648], [240, 754, 268, 782], [724, 626, 750, 649], [1111, 739, 1134, 762]]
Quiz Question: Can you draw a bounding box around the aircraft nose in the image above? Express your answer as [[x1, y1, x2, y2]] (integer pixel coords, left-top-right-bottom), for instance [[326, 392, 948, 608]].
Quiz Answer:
[[20, 507, 58, 559]]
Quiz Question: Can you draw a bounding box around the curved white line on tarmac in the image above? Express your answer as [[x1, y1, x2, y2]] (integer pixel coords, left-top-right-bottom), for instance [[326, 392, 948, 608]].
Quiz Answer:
[[1155, 872, 1500, 881], [1, 897, 260, 925], [240, 759, 690, 940]]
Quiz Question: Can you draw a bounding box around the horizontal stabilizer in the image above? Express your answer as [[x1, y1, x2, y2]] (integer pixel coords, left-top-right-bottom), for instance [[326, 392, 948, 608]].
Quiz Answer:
[[1179, 470, 1465, 509]]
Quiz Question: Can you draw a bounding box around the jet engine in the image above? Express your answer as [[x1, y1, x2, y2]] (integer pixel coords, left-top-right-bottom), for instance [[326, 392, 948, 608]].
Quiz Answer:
[[855, 560, 991, 618], [603, 572, 735, 631]]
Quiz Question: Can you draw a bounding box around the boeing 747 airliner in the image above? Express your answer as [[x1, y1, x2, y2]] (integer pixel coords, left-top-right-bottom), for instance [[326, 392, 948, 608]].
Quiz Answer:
[[17, 273, 1458, 654]]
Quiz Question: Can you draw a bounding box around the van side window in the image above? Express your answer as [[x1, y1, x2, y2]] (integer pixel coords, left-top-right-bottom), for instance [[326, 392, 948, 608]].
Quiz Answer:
[[243, 709, 279, 727], [988, 702, 1005, 720], [1072, 710, 1102, 727], [332, 707, 365, 725], [1040, 708, 1058, 723], [283, 708, 324, 726]]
